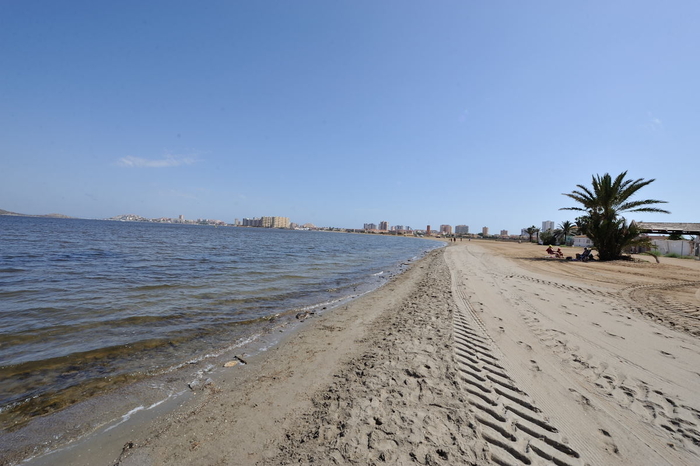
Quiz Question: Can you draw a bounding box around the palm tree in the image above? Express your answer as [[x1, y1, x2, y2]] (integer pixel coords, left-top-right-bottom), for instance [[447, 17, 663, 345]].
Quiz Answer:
[[525, 225, 539, 243], [556, 220, 575, 245], [561, 171, 670, 260]]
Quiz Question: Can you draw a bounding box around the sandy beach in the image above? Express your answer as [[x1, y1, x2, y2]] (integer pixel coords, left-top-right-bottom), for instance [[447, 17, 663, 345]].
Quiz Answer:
[[10, 240, 700, 465]]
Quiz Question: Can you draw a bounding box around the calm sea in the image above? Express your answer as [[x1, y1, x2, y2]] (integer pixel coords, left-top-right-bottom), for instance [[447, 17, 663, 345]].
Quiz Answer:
[[0, 216, 440, 431]]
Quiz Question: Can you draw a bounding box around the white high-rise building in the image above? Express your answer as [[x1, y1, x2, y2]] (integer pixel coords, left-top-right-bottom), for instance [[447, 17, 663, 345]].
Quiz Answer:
[[542, 220, 555, 232]]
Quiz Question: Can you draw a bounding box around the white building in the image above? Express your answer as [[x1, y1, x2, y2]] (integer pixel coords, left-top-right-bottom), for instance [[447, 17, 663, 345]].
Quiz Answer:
[[650, 238, 695, 256], [573, 236, 594, 248], [542, 220, 554, 232]]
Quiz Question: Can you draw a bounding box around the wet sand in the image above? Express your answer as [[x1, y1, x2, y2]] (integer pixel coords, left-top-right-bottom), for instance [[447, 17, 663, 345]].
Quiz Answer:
[[7, 241, 700, 465]]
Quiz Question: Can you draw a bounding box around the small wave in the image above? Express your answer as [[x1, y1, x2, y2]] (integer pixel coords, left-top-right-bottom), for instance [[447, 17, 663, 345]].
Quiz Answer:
[[103, 405, 145, 432], [132, 283, 179, 291], [165, 334, 262, 373], [147, 397, 169, 410]]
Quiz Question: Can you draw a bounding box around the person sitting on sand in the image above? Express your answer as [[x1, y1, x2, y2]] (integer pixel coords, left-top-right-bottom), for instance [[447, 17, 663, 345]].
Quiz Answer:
[[546, 246, 555, 255], [579, 248, 591, 261], [556, 248, 564, 258]]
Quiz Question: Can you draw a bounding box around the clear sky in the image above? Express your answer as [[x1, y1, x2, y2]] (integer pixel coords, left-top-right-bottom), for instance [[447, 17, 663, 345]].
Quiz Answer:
[[2, 1, 698, 232]]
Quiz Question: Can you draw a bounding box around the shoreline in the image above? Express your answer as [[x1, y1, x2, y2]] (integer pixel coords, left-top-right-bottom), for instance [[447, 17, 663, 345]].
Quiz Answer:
[[1, 219, 443, 457], [4, 240, 700, 465], [1, 246, 445, 466]]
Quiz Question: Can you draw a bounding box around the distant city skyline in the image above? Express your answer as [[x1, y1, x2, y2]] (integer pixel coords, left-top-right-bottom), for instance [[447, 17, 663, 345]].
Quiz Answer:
[[2, 205, 579, 239]]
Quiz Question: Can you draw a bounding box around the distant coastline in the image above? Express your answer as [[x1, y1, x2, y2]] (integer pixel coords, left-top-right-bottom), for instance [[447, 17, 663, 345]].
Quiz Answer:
[[0, 208, 73, 219], [0, 209, 433, 237]]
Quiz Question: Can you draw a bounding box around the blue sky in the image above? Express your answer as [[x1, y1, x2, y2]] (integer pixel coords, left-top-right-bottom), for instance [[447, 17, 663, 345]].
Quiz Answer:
[[1, 1, 697, 232]]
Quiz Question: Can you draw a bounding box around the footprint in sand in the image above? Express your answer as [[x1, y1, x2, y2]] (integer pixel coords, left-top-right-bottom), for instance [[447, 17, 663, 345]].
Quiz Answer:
[[660, 351, 676, 359], [619, 385, 637, 399], [568, 388, 593, 408], [592, 322, 601, 327], [516, 341, 533, 351], [605, 331, 625, 340], [599, 429, 620, 455]]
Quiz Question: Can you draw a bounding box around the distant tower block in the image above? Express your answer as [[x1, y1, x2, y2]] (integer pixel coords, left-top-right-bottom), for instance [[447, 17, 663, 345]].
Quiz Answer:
[[427, 225, 431, 236]]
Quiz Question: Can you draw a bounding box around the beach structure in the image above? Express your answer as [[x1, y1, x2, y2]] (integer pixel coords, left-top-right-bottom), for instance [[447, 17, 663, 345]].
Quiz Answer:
[[635, 222, 700, 257], [647, 237, 695, 256], [573, 235, 594, 248], [635, 222, 700, 236]]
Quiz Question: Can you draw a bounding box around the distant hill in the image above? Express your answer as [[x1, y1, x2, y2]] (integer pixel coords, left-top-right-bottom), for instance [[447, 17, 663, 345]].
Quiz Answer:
[[0, 208, 73, 218]]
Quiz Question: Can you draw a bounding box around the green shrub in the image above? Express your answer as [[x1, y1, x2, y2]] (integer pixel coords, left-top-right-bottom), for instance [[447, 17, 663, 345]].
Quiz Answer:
[[664, 253, 696, 259]]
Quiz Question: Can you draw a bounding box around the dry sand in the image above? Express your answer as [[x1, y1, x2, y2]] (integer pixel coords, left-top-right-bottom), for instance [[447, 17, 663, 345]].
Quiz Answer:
[[11, 241, 700, 465]]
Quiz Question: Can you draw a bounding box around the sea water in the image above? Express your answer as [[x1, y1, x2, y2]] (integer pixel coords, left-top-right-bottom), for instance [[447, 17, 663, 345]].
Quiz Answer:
[[0, 216, 440, 431]]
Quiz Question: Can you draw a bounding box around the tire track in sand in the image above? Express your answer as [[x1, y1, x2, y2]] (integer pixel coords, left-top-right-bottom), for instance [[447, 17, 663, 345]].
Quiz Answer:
[[451, 283, 584, 466]]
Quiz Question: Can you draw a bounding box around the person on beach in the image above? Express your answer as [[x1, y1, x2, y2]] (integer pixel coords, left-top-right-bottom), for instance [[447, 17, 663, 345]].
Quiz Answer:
[[577, 248, 591, 261]]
